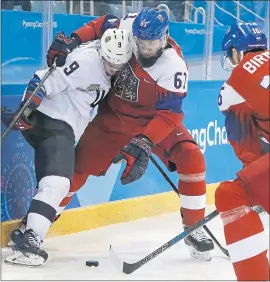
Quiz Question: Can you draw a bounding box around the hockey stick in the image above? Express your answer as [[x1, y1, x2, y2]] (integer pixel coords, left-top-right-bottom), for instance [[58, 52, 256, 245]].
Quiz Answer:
[[109, 209, 219, 274], [1, 62, 56, 143], [149, 155, 230, 257], [202, 225, 229, 257], [149, 156, 179, 195]]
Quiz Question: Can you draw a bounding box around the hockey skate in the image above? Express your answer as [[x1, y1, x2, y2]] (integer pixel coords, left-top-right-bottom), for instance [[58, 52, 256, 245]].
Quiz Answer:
[[184, 226, 214, 261], [8, 214, 61, 246], [8, 221, 27, 247], [5, 229, 48, 267]]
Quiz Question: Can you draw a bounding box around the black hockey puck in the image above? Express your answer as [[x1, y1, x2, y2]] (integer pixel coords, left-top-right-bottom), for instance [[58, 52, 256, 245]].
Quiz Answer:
[[86, 260, 99, 267]]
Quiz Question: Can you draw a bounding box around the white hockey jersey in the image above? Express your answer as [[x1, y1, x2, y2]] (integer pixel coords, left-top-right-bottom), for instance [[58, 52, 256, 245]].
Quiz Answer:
[[35, 40, 111, 140], [119, 13, 188, 93]]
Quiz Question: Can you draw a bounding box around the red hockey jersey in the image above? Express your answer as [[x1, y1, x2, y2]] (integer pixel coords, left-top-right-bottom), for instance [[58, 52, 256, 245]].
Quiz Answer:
[[218, 50, 269, 165], [72, 14, 188, 144]]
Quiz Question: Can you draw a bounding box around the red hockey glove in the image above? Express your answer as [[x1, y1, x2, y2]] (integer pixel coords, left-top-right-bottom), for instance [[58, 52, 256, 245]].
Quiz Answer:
[[47, 31, 81, 67], [112, 135, 153, 185]]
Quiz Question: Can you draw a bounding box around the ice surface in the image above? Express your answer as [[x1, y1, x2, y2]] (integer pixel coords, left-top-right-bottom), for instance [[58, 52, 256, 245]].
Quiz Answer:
[[2, 206, 269, 281]]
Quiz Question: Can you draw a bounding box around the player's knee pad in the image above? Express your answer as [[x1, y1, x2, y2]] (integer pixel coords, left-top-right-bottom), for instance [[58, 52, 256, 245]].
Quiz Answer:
[[215, 181, 255, 226], [170, 142, 205, 174], [215, 180, 250, 213], [35, 175, 70, 211], [237, 153, 270, 213], [57, 172, 88, 215], [70, 171, 88, 193], [171, 142, 206, 191]]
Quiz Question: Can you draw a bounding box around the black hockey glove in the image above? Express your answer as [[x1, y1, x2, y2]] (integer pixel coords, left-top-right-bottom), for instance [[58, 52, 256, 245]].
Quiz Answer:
[[47, 31, 81, 67], [1, 75, 44, 131], [112, 135, 153, 185], [1, 106, 36, 131]]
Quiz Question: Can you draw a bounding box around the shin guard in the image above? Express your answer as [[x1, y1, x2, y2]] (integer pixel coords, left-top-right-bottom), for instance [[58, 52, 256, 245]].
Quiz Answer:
[[215, 181, 269, 281], [170, 142, 206, 226]]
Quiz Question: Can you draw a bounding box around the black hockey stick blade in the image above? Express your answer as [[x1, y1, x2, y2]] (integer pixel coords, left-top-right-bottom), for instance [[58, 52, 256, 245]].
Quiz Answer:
[[109, 245, 144, 274], [109, 209, 219, 274]]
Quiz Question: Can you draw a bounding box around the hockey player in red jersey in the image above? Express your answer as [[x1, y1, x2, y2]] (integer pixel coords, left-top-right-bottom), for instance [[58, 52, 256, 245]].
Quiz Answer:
[[13, 8, 214, 261], [47, 8, 215, 260], [216, 22, 269, 281]]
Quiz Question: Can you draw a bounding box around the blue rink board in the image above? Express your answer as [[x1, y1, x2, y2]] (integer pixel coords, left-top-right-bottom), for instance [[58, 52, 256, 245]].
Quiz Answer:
[[1, 81, 242, 221]]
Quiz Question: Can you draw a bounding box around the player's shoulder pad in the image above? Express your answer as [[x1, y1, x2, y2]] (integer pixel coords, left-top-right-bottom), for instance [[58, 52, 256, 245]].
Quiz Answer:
[[218, 82, 245, 111], [146, 48, 188, 93]]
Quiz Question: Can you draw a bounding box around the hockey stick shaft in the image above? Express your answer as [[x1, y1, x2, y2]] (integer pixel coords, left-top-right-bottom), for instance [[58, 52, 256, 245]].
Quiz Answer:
[[202, 225, 229, 257], [149, 155, 229, 257], [149, 156, 179, 194], [1, 62, 56, 143], [112, 209, 220, 274]]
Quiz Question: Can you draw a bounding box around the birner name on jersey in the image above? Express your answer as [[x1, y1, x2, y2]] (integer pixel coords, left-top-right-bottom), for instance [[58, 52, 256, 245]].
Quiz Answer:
[[243, 50, 269, 74]]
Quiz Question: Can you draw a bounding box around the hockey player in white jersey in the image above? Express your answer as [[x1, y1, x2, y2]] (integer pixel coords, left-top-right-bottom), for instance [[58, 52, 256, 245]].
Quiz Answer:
[[3, 28, 132, 267]]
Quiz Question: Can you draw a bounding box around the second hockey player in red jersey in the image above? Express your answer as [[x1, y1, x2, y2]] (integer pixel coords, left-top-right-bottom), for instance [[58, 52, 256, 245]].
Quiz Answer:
[[216, 22, 269, 281]]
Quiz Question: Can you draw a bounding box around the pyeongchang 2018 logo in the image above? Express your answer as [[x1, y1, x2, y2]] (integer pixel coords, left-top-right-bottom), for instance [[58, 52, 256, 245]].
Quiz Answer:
[[185, 28, 206, 35], [188, 120, 228, 154], [22, 20, 57, 29]]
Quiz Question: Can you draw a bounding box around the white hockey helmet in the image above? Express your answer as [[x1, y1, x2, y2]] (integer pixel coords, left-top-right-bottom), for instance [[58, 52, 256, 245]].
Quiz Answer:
[[100, 28, 132, 65]]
